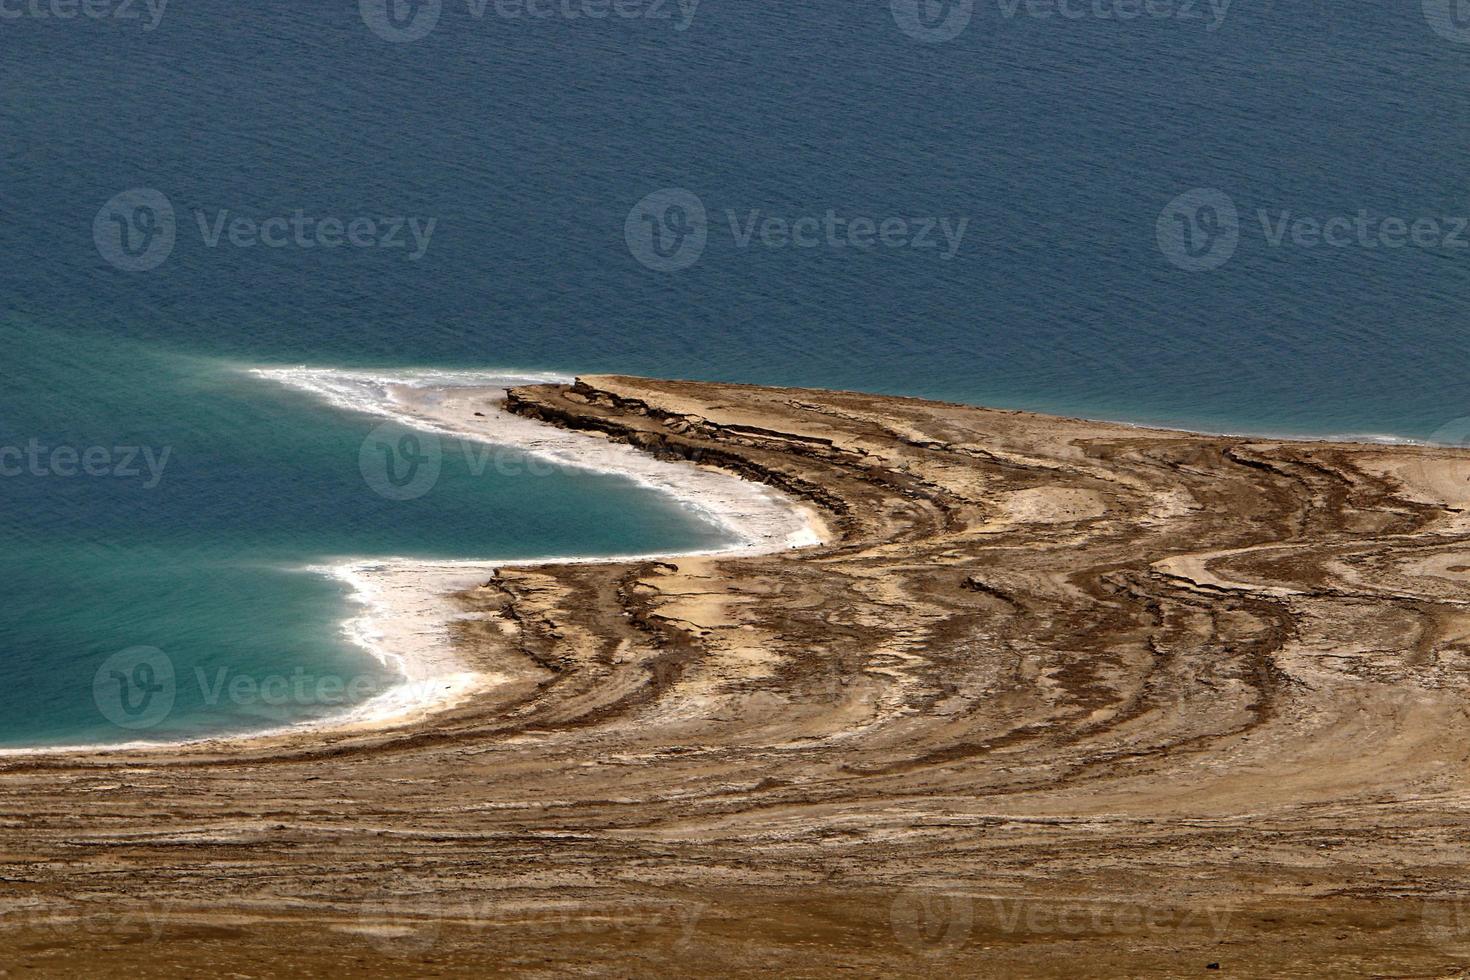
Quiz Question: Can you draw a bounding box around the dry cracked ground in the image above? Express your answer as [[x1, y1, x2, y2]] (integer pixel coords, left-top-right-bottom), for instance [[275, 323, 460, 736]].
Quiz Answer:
[[4, 375, 1470, 976]]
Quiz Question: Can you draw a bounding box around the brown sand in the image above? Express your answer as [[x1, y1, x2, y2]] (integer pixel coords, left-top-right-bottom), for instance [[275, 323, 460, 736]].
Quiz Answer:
[[5, 375, 1470, 977]]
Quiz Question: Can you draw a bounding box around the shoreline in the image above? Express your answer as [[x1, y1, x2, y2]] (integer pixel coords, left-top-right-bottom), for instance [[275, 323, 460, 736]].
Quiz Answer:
[[9, 364, 1462, 759], [5, 365, 1447, 758], [277, 369, 829, 749], [0, 369, 828, 757], [7, 374, 1470, 973], [249, 363, 1470, 448]]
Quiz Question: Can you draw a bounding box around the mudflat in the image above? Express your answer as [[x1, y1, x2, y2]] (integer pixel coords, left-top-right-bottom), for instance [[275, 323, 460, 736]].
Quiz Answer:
[[5, 375, 1470, 976]]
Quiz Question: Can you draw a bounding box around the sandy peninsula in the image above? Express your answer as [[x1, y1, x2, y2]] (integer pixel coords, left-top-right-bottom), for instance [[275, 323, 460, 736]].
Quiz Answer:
[[4, 374, 1470, 976]]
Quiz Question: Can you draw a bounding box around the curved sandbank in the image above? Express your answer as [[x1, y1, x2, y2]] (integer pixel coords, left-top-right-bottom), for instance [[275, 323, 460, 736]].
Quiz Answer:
[[0, 369, 826, 757], [5, 374, 1470, 975], [260, 368, 828, 743]]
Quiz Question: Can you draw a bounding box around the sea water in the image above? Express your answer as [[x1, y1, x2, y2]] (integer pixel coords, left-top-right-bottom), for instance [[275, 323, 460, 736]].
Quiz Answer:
[[2, 0, 1467, 743]]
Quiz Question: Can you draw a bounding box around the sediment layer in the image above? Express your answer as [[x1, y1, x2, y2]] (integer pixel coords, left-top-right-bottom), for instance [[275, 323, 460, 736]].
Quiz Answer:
[[5, 375, 1470, 976]]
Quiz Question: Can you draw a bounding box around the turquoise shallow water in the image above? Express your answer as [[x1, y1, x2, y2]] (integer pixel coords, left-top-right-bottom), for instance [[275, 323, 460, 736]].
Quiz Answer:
[[0, 327, 733, 746], [3, 1, 1469, 743]]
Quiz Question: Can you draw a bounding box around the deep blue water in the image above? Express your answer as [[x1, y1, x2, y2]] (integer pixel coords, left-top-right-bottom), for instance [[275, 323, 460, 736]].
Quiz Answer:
[[2, 0, 1468, 744]]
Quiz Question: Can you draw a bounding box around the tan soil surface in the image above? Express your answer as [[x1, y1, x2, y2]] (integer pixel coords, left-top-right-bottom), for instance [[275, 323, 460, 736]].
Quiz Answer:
[[5, 376, 1470, 977]]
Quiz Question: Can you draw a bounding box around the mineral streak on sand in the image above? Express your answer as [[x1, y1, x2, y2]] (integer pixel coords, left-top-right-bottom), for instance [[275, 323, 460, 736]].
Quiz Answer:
[[7, 376, 1470, 975]]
